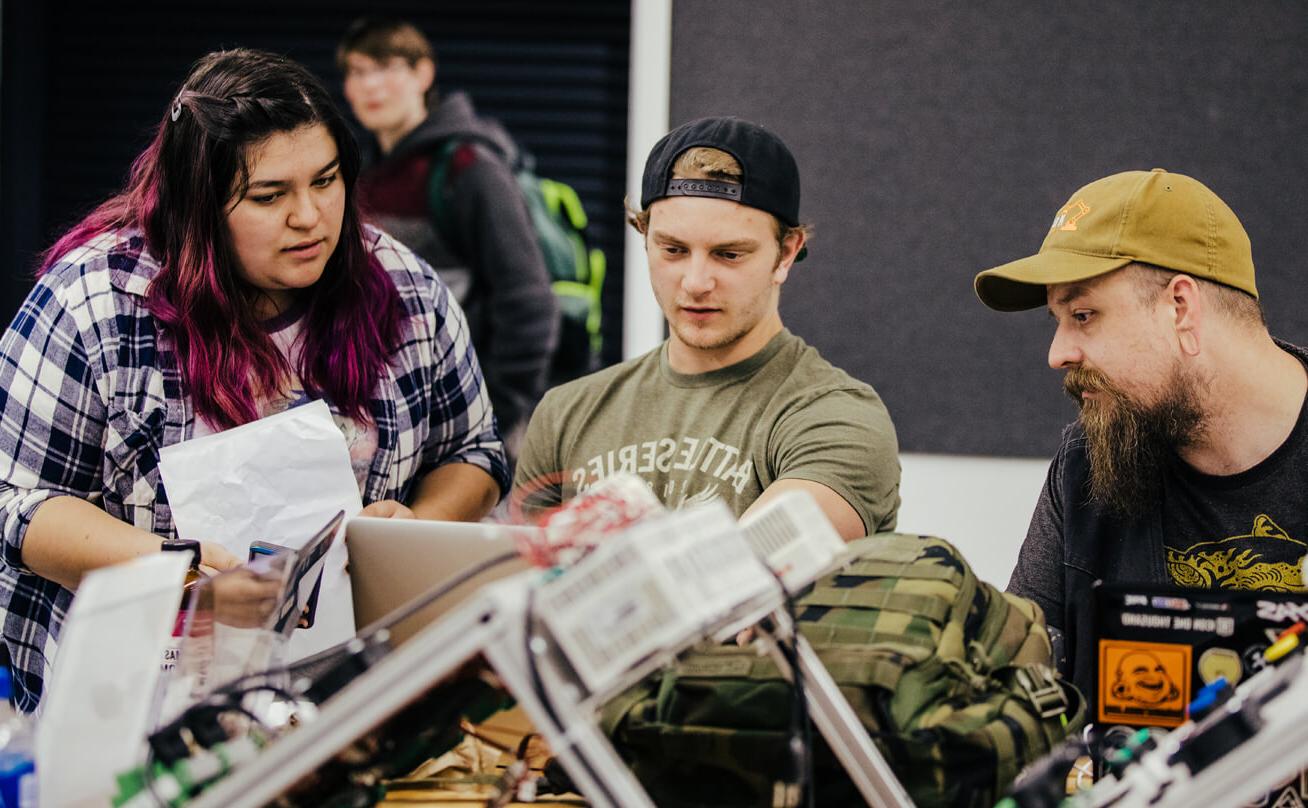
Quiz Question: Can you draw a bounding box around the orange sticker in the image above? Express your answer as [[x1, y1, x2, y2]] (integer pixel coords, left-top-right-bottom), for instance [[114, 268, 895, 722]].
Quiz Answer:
[[1050, 199, 1091, 232], [1098, 639, 1191, 727]]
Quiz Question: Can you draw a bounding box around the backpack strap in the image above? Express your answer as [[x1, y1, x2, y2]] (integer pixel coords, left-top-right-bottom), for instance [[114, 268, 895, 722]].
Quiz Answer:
[[801, 586, 952, 624], [1005, 664, 1073, 719], [425, 138, 466, 250], [598, 675, 658, 739], [672, 645, 912, 693]]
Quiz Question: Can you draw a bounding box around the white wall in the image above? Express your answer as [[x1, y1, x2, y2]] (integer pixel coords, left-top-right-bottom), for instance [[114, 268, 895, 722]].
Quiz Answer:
[[623, 0, 672, 359], [896, 452, 1050, 589]]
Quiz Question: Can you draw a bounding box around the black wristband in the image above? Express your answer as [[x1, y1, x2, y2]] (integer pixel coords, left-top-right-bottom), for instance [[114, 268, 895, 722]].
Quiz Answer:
[[160, 539, 201, 569]]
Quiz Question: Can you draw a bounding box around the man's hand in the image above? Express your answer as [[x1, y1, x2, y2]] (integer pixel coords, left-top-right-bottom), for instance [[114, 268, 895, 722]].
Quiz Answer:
[[360, 499, 416, 519]]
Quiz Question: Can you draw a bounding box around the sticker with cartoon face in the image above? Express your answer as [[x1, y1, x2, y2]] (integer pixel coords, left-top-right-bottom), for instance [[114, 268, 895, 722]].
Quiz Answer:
[[1099, 639, 1191, 727], [1112, 651, 1181, 704]]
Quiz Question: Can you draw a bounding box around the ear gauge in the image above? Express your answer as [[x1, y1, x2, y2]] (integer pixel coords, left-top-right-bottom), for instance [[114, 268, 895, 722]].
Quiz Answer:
[[170, 95, 184, 122]]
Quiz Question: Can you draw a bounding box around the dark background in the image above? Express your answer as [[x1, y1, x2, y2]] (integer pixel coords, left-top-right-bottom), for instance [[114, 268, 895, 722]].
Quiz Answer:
[[670, 0, 1308, 456], [7, 2, 1308, 458], [0, 0, 631, 363]]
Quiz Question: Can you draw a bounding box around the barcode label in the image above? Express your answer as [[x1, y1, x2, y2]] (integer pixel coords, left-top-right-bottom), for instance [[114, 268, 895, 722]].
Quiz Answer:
[[640, 503, 777, 626], [537, 532, 689, 693], [565, 578, 678, 670], [741, 490, 846, 591], [746, 506, 802, 559], [543, 540, 642, 613], [537, 501, 777, 693]]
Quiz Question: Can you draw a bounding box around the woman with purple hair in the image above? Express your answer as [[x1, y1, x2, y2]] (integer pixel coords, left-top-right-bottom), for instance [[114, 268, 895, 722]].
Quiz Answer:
[[0, 49, 508, 711]]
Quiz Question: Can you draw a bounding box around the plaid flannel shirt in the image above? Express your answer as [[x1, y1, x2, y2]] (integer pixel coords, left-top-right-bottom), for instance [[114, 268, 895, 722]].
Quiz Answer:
[[0, 225, 508, 711]]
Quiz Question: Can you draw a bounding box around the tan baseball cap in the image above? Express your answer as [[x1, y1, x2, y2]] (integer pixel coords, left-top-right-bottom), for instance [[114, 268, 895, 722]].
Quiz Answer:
[[974, 169, 1257, 311]]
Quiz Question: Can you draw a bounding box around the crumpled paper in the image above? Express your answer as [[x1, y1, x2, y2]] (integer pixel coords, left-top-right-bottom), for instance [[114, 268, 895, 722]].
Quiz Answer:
[[159, 399, 362, 660]]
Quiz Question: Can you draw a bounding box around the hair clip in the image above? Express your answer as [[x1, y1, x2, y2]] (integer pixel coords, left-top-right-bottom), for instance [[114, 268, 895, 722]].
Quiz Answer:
[[170, 95, 184, 122]]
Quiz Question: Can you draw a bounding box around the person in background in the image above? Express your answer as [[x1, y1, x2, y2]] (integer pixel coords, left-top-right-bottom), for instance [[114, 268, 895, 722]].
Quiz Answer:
[[975, 169, 1308, 713], [514, 117, 900, 539], [0, 48, 507, 711], [338, 17, 558, 461]]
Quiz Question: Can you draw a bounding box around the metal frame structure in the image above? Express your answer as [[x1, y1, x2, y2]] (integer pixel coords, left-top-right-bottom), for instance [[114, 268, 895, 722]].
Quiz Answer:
[[189, 570, 914, 808]]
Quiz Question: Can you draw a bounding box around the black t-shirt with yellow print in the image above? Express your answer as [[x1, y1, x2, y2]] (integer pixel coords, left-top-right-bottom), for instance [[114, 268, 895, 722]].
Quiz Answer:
[[1163, 380, 1308, 591]]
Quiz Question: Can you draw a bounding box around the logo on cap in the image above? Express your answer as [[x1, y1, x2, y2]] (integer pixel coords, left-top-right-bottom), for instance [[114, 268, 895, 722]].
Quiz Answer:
[[1050, 199, 1090, 232]]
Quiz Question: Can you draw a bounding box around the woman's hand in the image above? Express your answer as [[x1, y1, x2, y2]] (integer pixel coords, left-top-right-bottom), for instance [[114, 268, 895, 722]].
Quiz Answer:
[[209, 568, 283, 628], [360, 499, 415, 519], [199, 541, 241, 576]]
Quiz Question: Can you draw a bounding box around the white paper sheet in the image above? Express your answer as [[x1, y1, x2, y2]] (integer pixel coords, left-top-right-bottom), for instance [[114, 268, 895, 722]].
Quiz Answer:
[[38, 552, 190, 808], [159, 400, 362, 660]]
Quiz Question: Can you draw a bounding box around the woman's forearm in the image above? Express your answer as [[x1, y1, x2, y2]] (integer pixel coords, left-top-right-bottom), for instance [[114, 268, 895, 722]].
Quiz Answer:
[[409, 463, 501, 522], [22, 495, 162, 589]]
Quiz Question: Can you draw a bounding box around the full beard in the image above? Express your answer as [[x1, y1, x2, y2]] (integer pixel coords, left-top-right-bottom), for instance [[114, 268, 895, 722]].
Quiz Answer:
[[1064, 365, 1206, 521]]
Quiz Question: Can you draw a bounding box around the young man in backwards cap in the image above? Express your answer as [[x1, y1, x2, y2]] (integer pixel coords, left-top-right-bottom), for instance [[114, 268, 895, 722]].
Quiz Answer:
[[975, 169, 1308, 712], [514, 117, 900, 538]]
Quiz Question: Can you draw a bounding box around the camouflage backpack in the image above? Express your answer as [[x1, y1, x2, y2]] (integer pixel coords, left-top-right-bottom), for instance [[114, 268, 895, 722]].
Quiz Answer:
[[599, 533, 1086, 808]]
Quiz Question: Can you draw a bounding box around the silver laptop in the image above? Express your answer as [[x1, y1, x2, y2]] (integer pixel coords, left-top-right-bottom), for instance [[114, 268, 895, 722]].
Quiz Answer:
[[345, 517, 538, 646]]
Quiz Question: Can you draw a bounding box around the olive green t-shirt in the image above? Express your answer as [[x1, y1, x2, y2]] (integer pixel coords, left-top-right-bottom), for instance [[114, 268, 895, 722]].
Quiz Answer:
[[513, 329, 900, 534]]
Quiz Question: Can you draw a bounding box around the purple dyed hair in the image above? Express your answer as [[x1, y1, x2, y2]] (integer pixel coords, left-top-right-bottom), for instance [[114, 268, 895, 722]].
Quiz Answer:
[[42, 49, 405, 430]]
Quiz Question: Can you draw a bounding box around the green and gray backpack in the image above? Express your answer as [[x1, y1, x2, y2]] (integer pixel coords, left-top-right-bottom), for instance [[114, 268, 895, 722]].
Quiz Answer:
[[599, 533, 1085, 808], [427, 137, 605, 385]]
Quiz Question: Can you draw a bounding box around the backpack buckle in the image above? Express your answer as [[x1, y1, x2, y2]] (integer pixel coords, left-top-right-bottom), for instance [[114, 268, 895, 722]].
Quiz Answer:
[[1015, 665, 1068, 719]]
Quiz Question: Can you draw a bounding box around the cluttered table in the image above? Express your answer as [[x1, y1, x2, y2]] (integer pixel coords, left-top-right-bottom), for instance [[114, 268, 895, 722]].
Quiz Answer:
[[378, 707, 587, 808]]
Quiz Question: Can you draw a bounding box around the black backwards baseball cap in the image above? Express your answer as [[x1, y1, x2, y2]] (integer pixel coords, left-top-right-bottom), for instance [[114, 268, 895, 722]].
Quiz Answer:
[[640, 116, 802, 228]]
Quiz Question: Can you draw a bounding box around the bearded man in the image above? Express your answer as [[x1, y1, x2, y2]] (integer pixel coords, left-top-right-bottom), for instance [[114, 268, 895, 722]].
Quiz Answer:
[[974, 169, 1308, 709]]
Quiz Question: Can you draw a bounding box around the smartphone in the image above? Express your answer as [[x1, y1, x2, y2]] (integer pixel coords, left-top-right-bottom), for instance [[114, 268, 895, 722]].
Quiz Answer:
[[250, 539, 325, 630], [249, 540, 315, 630], [248, 540, 293, 561]]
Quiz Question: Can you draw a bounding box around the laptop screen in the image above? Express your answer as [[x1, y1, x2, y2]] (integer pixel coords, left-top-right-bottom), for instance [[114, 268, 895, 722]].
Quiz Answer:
[[345, 517, 539, 647]]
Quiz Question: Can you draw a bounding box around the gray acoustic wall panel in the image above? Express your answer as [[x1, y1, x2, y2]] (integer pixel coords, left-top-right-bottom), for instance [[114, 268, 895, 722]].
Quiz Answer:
[[668, 0, 1308, 456]]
